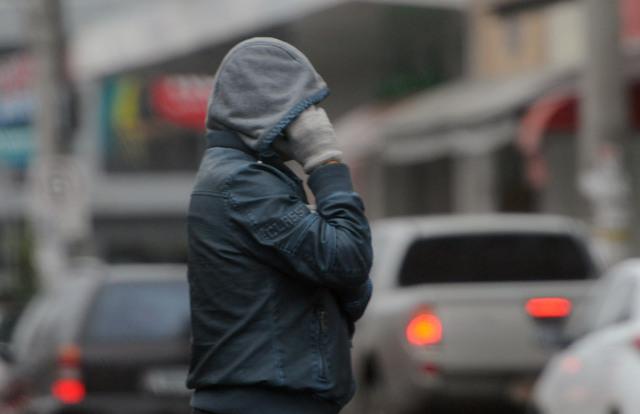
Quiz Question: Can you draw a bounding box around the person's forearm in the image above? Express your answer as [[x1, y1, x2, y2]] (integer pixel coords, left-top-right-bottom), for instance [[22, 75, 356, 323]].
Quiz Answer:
[[305, 162, 373, 287]]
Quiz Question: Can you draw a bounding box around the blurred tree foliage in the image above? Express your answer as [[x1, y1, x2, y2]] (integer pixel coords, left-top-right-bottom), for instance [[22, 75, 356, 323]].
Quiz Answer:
[[376, 5, 465, 100], [377, 68, 442, 100]]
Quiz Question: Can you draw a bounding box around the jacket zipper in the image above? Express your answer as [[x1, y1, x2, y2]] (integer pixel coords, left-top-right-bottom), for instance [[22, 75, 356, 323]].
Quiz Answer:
[[317, 308, 329, 381]]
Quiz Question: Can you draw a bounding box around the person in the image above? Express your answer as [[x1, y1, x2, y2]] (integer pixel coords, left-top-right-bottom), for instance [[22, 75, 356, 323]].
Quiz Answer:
[[186, 37, 374, 414]]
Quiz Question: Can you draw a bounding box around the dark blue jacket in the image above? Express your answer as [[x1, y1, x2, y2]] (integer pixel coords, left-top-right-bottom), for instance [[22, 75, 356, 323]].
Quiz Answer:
[[186, 130, 373, 413]]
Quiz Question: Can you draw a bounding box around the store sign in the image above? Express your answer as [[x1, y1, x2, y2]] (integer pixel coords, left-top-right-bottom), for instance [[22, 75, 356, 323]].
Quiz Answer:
[[0, 126, 33, 168], [150, 75, 212, 131], [101, 75, 210, 172], [0, 53, 34, 169], [0, 53, 34, 127], [0, 90, 34, 126]]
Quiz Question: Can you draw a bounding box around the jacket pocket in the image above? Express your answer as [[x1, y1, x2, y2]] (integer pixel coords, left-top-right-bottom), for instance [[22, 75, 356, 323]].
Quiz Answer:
[[308, 294, 356, 404], [310, 305, 329, 383]]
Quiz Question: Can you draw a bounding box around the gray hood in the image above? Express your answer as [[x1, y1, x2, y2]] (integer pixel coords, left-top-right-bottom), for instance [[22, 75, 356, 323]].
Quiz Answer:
[[205, 37, 329, 156]]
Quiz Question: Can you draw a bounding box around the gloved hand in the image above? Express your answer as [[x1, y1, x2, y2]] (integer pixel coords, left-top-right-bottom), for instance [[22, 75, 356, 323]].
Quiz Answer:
[[284, 106, 343, 173]]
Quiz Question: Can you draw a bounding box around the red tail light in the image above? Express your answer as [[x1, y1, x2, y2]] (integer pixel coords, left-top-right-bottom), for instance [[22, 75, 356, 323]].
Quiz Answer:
[[52, 345, 85, 405], [406, 310, 442, 346], [51, 379, 85, 404], [632, 337, 640, 350], [525, 297, 572, 319]]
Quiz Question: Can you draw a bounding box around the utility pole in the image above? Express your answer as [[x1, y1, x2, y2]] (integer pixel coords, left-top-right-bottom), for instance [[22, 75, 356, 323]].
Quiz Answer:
[[579, 0, 633, 266], [27, 0, 87, 291]]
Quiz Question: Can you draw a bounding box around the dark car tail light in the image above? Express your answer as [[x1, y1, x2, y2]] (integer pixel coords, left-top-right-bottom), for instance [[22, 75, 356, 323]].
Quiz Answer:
[[51, 345, 85, 405], [406, 309, 442, 346], [525, 297, 572, 319]]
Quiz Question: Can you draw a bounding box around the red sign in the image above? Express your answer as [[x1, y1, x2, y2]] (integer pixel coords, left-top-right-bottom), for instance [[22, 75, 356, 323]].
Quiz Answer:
[[622, 0, 640, 40], [150, 75, 212, 131], [0, 53, 33, 93]]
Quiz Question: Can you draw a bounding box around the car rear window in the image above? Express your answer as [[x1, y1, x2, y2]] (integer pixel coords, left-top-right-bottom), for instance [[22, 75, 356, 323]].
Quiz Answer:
[[84, 280, 189, 343], [398, 233, 595, 286]]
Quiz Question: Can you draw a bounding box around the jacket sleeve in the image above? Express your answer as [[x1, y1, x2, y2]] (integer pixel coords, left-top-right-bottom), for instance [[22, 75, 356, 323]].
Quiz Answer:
[[337, 278, 372, 322], [224, 162, 373, 291], [337, 278, 373, 337]]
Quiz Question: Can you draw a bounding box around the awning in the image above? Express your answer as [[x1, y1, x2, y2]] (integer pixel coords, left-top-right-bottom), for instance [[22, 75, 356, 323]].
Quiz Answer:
[[70, 0, 346, 80], [517, 90, 576, 158], [367, 0, 470, 7], [517, 73, 640, 188], [350, 68, 572, 165], [383, 119, 517, 164], [69, 0, 470, 80], [381, 68, 570, 139], [518, 80, 640, 157]]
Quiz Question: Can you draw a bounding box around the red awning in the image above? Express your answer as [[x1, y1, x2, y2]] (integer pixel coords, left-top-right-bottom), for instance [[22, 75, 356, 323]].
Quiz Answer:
[[517, 81, 640, 188], [517, 91, 576, 156], [517, 90, 575, 189]]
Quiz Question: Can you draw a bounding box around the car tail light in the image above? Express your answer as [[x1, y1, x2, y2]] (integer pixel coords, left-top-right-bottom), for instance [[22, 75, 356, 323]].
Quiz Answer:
[[52, 379, 85, 404], [406, 309, 442, 346], [632, 336, 640, 350], [51, 345, 85, 405], [525, 297, 572, 319]]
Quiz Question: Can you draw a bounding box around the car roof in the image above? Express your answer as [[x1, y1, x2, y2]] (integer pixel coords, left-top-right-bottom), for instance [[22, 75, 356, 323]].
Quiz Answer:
[[11, 263, 189, 358], [606, 259, 640, 279], [103, 263, 187, 284], [372, 214, 588, 238], [22, 263, 187, 300]]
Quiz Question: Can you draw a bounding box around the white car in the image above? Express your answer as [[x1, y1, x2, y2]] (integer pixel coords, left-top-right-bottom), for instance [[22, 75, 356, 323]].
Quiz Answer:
[[533, 259, 640, 414], [345, 214, 599, 414]]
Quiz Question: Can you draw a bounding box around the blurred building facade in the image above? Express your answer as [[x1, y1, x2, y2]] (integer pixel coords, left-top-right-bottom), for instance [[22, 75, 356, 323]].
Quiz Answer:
[[0, 0, 467, 294], [344, 0, 640, 237], [340, 0, 578, 218], [4, 0, 640, 295], [77, 0, 467, 264]]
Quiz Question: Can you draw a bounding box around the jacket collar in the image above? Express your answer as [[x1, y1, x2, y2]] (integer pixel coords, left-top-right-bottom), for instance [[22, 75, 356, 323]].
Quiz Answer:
[[205, 129, 303, 187], [205, 129, 256, 156]]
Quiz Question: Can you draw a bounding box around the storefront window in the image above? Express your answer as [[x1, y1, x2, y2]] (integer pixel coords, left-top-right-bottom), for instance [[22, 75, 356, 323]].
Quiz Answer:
[[101, 75, 209, 172]]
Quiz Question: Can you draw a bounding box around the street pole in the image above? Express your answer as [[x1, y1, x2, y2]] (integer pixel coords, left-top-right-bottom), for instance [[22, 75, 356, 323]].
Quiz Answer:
[[27, 0, 76, 291], [579, 0, 633, 266]]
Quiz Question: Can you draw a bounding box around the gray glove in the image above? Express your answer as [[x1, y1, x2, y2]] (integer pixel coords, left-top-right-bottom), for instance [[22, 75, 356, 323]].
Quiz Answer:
[[284, 106, 343, 173]]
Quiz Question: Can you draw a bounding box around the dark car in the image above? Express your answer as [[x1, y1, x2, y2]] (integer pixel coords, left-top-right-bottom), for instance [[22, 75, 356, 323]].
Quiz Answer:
[[7, 264, 191, 414]]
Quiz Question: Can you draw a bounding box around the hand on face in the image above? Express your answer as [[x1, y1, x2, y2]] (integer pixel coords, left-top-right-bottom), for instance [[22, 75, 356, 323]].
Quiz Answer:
[[282, 106, 343, 173]]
